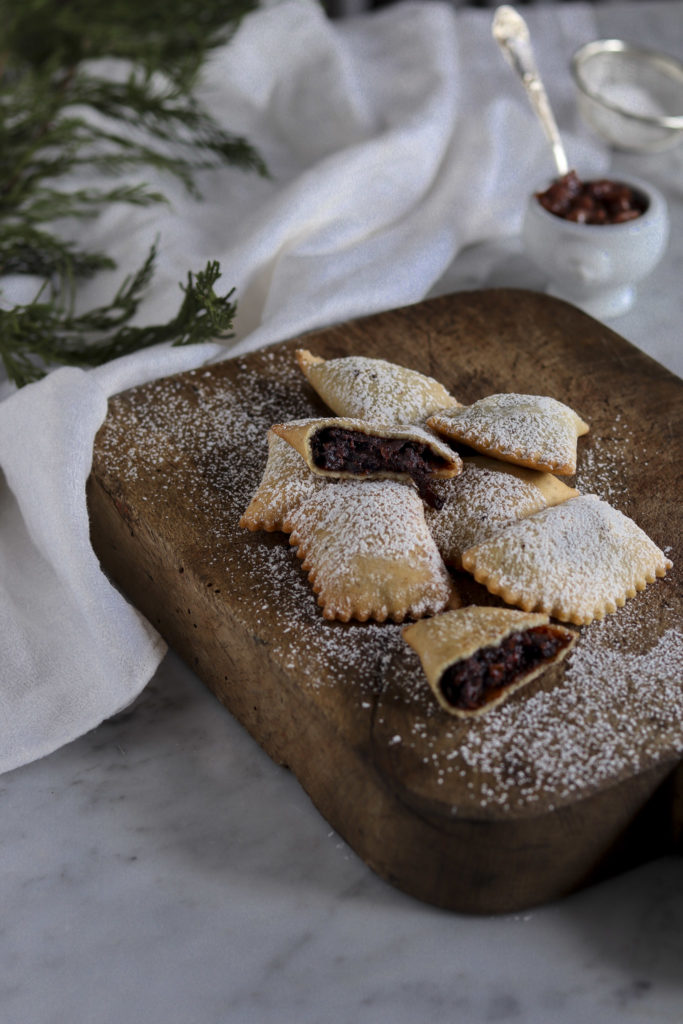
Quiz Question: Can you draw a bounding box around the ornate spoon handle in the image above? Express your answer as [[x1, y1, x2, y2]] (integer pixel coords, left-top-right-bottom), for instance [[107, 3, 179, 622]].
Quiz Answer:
[[492, 5, 569, 177]]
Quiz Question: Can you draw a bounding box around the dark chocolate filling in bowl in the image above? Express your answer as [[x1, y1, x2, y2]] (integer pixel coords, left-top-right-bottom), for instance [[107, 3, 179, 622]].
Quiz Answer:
[[439, 625, 573, 711], [310, 426, 451, 508], [536, 170, 648, 225]]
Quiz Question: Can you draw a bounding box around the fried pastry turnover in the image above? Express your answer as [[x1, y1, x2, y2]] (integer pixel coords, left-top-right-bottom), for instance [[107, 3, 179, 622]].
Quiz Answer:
[[427, 393, 589, 475], [272, 416, 461, 508], [295, 349, 458, 425], [283, 480, 454, 622], [403, 606, 576, 717], [425, 456, 579, 568], [461, 494, 672, 625]]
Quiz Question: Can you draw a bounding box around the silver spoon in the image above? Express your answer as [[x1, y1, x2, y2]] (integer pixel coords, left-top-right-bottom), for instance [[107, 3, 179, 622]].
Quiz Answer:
[[492, 5, 569, 177]]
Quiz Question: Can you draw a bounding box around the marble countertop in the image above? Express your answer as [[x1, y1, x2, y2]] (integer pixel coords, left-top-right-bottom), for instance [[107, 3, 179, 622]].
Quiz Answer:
[[4, 650, 682, 1024], [2, 4, 681, 1024]]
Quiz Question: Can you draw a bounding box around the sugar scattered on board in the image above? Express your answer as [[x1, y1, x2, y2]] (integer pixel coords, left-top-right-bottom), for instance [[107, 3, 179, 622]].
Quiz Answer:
[[93, 349, 682, 815]]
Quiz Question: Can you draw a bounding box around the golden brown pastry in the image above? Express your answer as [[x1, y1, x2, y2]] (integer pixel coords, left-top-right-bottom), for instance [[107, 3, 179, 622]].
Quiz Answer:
[[427, 393, 589, 475], [283, 480, 454, 622], [272, 416, 462, 506], [403, 606, 576, 717], [426, 456, 579, 568], [295, 349, 459, 425], [461, 494, 672, 625]]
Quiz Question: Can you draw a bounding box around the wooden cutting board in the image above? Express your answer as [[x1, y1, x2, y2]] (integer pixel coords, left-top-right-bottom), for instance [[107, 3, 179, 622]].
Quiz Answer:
[[87, 289, 683, 914]]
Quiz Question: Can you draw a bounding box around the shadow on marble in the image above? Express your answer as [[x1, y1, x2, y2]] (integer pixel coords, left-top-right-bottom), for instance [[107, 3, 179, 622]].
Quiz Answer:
[[73, 650, 402, 909], [559, 857, 683, 995]]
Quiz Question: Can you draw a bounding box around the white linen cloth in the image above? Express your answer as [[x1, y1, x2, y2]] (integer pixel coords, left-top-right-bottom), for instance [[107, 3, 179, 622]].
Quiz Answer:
[[0, 0, 603, 774]]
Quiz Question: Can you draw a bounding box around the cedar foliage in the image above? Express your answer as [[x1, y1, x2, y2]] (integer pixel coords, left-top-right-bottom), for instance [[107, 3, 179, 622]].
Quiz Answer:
[[0, 0, 265, 386]]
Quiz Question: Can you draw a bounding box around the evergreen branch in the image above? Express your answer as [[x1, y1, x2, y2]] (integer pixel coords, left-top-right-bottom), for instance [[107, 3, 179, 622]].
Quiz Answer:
[[1, 73, 266, 211], [0, 225, 114, 282], [17, 184, 167, 223], [0, 252, 236, 386], [0, 0, 263, 388], [68, 73, 267, 173]]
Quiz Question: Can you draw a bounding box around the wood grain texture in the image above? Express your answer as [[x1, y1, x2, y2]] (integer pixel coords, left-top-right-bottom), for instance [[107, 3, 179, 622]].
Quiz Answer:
[[87, 289, 683, 913]]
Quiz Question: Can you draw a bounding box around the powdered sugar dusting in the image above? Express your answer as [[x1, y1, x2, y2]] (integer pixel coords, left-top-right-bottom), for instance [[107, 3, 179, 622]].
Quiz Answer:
[[426, 461, 547, 566], [575, 412, 653, 509], [428, 393, 586, 473], [304, 353, 457, 424], [287, 480, 435, 560], [240, 430, 327, 531], [92, 345, 682, 816], [98, 351, 316, 532], [375, 578, 682, 811], [464, 621, 683, 805], [285, 480, 452, 621], [462, 494, 672, 625], [93, 349, 420, 699]]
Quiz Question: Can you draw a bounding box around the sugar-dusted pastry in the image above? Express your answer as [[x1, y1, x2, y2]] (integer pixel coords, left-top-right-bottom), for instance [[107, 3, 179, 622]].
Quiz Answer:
[[427, 393, 589, 475], [283, 480, 454, 622], [295, 349, 459, 425], [461, 494, 672, 625], [239, 429, 327, 532], [403, 606, 576, 717], [426, 456, 579, 568], [272, 416, 462, 508]]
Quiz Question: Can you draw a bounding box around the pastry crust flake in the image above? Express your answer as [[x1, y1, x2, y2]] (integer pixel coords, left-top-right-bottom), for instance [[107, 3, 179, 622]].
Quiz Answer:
[[461, 494, 672, 625], [427, 393, 589, 475], [283, 480, 454, 622], [426, 456, 578, 568], [403, 606, 576, 717], [295, 349, 459, 425]]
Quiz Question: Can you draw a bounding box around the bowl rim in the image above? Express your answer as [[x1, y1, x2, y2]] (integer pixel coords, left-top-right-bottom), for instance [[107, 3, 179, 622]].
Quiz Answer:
[[571, 39, 683, 130]]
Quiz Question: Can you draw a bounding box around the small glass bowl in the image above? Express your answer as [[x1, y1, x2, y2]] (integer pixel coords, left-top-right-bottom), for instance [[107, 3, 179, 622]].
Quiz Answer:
[[571, 39, 683, 152], [522, 174, 669, 319]]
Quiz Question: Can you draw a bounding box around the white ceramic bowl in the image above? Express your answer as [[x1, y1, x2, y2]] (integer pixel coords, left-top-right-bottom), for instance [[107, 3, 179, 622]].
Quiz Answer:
[[571, 40, 683, 152], [522, 175, 669, 319]]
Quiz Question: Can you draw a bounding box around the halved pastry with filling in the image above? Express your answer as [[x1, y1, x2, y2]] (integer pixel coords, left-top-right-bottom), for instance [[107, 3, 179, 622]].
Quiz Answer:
[[426, 456, 579, 568], [283, 480, 454, 622], [239, 429, 327, 533], [461, 494, 672, 625], [295, 349, 459, 425], [272, 417, 462, 508], [403, 606, 576, 717], [427, 393, 589, 475]]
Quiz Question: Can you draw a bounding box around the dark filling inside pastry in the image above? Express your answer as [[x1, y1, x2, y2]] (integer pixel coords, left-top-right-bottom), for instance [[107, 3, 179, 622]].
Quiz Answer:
[[439, 625, 572, 711], [310, 427, 449, 508]]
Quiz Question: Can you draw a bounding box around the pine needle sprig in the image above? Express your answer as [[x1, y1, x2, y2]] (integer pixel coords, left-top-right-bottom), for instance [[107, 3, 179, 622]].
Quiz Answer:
[[0, 224, 115, 280], [3, 0, 258, 89], [0, 246, 237, 386], [18, 184, 167, 226], [0, 0, 264, 388]]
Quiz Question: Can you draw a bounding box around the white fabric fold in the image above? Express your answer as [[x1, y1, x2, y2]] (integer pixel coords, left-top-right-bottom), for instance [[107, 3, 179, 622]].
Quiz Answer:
[[0, 0, 601, 773], [0, 345, 222, 773]]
